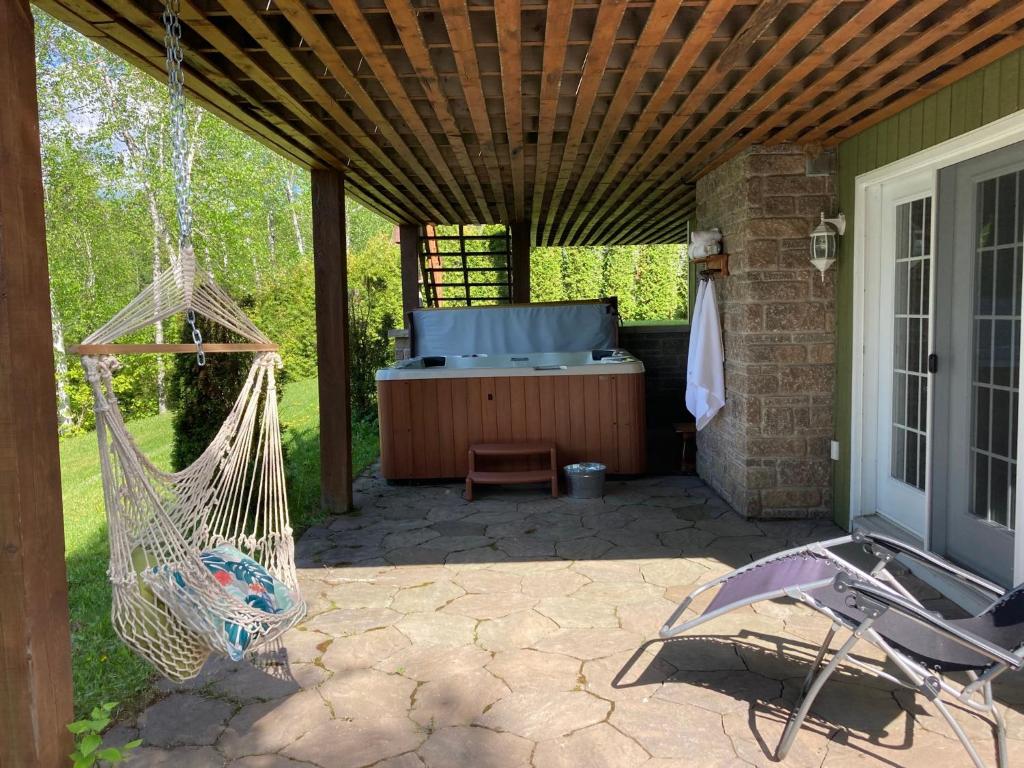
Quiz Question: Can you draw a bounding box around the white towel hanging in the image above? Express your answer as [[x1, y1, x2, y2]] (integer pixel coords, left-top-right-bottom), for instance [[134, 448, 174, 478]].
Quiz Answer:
[[687, 279, 725, 430], [685, 280, 707, 419]]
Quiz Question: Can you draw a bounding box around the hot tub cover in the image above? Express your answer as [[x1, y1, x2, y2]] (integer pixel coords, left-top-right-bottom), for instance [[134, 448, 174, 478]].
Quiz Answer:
[[410, 301, 617, 357]]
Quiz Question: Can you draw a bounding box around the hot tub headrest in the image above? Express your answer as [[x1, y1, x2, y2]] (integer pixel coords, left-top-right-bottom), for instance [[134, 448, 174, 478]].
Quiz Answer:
[[410, 300, 618, 357]]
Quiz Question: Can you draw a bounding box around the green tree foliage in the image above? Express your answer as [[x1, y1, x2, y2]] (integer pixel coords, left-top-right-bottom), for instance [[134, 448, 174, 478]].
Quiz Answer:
[[602, 245, 638, 318], [168, 315, 254, 472], [529, 243, 688, 320], [635, 244, 684, 320], [530, 245, 564, 303], [561, 246, 604, 300], [36, 11, 314, 433]]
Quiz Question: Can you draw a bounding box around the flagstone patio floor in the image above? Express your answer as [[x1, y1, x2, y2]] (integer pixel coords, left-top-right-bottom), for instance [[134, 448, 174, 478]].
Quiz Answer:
[[115, 469, 1024, 767]]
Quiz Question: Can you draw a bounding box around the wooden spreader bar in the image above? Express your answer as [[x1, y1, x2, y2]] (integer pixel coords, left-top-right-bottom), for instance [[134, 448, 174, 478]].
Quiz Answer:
[[71, 342, 279, 355]]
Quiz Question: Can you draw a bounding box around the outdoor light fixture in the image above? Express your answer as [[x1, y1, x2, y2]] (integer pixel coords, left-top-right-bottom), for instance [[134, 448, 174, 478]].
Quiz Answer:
[[809, 212, 846, 281]]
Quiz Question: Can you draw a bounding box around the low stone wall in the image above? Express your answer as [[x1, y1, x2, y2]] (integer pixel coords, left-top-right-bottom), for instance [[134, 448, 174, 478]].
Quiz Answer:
[[694, 143, 836, 518]]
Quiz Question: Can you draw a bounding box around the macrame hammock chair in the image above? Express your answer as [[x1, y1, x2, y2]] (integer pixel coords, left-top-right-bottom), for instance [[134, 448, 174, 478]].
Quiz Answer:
[[75, 0, 305, 682]]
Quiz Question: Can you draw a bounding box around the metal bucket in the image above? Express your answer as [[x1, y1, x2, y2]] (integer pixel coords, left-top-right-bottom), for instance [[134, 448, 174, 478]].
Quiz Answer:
[[564, 462, 606, 499]]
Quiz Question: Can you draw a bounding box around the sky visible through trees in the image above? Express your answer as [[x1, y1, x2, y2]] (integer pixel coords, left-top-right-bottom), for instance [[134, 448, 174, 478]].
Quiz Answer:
[[36, 12, 688, 436]]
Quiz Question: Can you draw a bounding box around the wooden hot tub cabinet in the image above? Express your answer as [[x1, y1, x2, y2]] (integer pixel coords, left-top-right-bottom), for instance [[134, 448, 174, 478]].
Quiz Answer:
[[377, 372, 646, 480]]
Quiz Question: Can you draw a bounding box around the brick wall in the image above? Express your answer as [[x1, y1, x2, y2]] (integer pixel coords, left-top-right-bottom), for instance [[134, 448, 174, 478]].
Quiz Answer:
[[619, 324, 690, 473], [694, 144, 836, 518]]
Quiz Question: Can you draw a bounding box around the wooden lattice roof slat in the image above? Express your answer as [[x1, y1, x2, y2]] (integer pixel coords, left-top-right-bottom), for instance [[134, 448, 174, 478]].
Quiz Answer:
[[439, 0, 511, 222], [780, 0, 1007, 142], [385, 0, 492, 222], [565, 0, 735, 244], [494, 0, 526, 221], [37, 0, 1024, 244], [278, 0, 465, 221], [529, 0, 574, 242], [540, 0, 628, 243], [590, 0, 839, 244], [550, 0, 681, 245], [672, 0, 895, 180], [803, 4, 1024, 143]]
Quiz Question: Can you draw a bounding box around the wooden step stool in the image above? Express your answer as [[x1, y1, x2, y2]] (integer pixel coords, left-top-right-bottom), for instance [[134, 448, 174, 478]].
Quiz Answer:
[[466, 441, 558, 501]]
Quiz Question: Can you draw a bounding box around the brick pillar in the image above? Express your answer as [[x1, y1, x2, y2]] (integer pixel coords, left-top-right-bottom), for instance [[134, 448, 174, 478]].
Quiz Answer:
[[695, 145, 836, 518]]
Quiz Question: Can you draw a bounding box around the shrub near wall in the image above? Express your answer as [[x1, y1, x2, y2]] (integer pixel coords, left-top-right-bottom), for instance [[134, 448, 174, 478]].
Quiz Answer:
[[250, 232, 403, 417]]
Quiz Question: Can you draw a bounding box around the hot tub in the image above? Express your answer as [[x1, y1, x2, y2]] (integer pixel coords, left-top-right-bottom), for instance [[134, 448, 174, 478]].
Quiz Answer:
[[376, 349, 646, 480]]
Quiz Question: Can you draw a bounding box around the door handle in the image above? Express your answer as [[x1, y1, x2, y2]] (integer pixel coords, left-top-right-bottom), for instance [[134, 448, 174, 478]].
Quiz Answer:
[[928, 353, 938, 374]]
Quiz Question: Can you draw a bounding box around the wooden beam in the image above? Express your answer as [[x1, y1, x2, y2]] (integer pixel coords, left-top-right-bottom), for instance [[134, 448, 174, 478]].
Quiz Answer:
[[700, 0, 949, 174], [576, 0, 789, 244], [399, 223, 422, 317], [71, 343, 279, 355], [673, 0, 895, 180], [567, 0, 733, 243], [277, 0, 463, 222], [804, 9, 1024, 143], [439, 0, 510, 222], [612, 187, 695, 244], [529, 0, 575, 243], [510, 223, 531, 302], [782, 0, 1008, 144], [385, 0, 491, 223], [1, 2, 75, 765], [328, 0, 477, 222], [551, 0, 680, 245], [217, 0, 443, 223], [494, 0, 526, 222], [311, 169, 353, 514], [828, 25, 1024, 144], [611, 0, 920, 223], [540, 0, 628, 245]]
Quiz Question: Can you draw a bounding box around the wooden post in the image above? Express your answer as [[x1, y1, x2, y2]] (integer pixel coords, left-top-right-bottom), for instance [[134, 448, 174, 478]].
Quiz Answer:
[[398, 223, 421, 318], [311, 169, 353, 513], [0, 1, 75, 764], [510, 222, 531, 303]]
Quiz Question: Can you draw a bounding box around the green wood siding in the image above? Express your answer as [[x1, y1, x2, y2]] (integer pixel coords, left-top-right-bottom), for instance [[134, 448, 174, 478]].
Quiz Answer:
[[834, 47, 1024, 529]]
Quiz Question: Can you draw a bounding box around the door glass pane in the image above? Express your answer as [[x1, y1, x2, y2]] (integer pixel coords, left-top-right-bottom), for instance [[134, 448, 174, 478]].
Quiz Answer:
[[891, 196, 932, 491], [970, 170, 1022, 530]]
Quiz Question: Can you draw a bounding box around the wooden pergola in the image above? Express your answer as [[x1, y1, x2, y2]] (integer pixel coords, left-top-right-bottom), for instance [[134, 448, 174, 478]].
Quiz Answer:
[[3, 0, 1024, 764]]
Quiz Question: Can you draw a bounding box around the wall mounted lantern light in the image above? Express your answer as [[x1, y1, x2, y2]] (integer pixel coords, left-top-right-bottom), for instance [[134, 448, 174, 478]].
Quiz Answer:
[[809, 212, 846, 281]]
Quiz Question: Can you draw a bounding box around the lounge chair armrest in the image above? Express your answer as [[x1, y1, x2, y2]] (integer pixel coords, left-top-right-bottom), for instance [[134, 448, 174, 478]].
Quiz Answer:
[[851, 530, 1005, 601], [833, 574, 1023, 669]]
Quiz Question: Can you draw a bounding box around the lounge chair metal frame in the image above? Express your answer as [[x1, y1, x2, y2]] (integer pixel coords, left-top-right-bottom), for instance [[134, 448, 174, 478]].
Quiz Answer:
[[660, 531, 1023, 768]]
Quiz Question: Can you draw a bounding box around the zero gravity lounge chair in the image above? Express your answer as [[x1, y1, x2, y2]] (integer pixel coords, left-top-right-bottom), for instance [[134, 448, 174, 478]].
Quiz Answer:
[[659, 531, 1024, 768]]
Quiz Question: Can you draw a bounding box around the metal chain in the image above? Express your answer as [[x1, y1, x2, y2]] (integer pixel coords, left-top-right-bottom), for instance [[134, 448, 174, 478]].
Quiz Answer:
[[186, 309, 206, 367], [163, 0, 204, 366], [162, 0, 192, 251]]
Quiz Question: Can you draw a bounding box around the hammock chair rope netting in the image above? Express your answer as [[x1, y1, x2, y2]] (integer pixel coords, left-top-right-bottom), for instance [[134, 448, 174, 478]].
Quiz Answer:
[[78, 0, 304, 682]]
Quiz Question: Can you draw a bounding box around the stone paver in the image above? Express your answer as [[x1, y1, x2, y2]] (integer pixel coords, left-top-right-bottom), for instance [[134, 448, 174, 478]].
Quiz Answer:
[[533, 723, 649, 768], [476, 690, 610, 740], [137, 694, 233, 747], [117, 469, 1024, 768]]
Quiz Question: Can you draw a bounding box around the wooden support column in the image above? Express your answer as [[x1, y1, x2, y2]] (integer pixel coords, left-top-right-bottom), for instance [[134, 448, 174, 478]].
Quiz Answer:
[[311, 169, 353, 513], [1, 1, 75, 764], [510, 223, 531, 303], [398, 223, 421, 318]]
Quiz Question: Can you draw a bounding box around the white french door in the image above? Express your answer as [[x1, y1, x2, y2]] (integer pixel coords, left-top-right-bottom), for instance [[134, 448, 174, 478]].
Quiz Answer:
[[861, 172, 934, 539], [852, 109, 1024, 587], [931, 142, 1024, 586]]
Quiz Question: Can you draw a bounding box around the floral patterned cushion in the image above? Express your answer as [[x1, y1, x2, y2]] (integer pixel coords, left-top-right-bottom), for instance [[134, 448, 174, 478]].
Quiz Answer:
[[164, 545, 295, 661]]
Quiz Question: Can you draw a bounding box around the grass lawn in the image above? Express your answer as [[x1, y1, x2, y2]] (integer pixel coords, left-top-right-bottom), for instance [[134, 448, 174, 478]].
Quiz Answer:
[[60, 376, 379, 717]]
